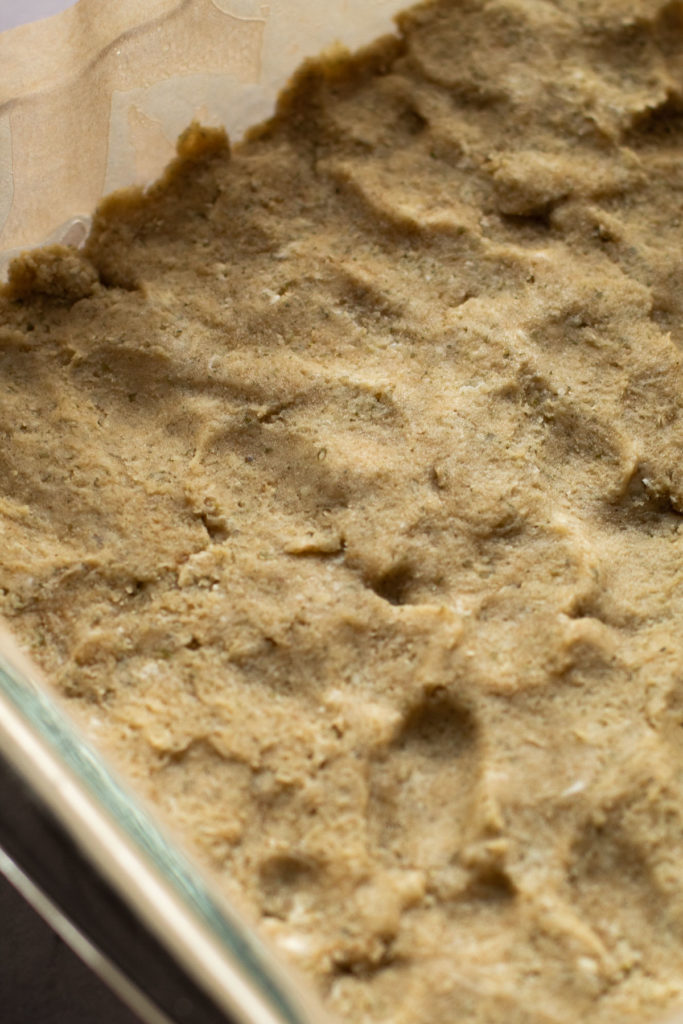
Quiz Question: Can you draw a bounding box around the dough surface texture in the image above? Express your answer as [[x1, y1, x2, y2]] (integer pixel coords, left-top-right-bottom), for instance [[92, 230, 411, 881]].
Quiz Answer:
[[3, 2, 683, 1021]]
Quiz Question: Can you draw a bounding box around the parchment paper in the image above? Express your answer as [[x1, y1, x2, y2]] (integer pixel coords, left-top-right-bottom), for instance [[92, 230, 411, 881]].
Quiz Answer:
[[0, 0, 408, 276]]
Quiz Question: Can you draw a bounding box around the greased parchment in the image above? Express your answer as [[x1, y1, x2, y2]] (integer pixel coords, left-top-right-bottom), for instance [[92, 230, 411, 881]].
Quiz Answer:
[[0, 0, 408, 275]]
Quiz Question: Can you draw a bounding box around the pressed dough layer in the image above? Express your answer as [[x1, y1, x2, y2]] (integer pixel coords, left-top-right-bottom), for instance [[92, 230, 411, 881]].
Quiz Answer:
[[3, 1, 683, 1022]]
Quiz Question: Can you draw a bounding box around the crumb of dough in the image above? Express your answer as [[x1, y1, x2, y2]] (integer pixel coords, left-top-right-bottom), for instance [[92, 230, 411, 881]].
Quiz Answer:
[[7, 244, 98, 303], [3, 1, 683, 1022]]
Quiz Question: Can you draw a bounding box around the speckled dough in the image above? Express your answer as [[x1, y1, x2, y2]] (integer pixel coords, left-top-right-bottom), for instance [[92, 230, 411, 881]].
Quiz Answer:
[[3, 1, 683, 1022]]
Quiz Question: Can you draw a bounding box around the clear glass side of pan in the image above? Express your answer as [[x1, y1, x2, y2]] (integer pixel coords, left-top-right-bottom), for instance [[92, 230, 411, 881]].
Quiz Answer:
[[0, 625, 324, 1024]]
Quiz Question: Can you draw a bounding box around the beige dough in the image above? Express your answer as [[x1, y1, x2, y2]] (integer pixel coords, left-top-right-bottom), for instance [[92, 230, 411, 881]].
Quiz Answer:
[[3, 1, 683, 1021]]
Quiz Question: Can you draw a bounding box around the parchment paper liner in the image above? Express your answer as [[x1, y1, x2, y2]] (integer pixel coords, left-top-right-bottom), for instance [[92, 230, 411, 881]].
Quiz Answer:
[[0, 0, 407, 275]]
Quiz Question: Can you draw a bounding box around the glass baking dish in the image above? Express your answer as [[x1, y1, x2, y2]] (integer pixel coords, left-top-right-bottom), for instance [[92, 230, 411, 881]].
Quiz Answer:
[[4, 5, 683, 1024], [0, 624, 322, 1024]]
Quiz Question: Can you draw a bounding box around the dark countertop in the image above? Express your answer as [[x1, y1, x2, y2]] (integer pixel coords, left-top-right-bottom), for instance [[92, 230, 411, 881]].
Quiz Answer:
[[0, 870, 139, 1024]]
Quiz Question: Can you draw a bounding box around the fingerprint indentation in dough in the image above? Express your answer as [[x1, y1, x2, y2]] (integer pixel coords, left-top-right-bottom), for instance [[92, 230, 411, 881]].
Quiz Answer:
[[368, 689, 481, 869]]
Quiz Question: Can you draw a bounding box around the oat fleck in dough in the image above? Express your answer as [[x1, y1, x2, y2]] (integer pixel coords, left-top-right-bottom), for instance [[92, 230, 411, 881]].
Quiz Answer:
[[3, 1, 683, 1021]]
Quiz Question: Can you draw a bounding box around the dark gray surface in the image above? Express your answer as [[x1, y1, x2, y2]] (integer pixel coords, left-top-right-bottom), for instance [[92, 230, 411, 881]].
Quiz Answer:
[[0, 871, 140, 1024], [0, 0, 79, 32]]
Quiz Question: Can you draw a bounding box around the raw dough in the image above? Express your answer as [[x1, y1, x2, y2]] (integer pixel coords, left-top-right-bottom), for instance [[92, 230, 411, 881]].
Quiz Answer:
[[3, 1, 683, 1021]]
